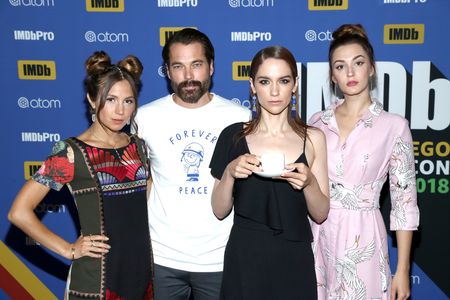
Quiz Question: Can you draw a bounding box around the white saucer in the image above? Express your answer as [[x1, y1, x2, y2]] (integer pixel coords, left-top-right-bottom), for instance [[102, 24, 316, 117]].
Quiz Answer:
[[254, 168, 294, 178]]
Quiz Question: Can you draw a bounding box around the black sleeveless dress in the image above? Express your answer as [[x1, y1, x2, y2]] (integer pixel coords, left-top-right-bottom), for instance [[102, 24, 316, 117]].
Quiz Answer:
[[210, 122, 317, 300]]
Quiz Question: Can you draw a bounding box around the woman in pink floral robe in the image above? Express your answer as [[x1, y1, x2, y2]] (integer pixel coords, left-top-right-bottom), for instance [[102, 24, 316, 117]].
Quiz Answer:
[[309, 24, 419, 300]]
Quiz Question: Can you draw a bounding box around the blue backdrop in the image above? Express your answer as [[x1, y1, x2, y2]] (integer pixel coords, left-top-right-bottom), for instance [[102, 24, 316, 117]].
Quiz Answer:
[[1, 0, 449, 299]]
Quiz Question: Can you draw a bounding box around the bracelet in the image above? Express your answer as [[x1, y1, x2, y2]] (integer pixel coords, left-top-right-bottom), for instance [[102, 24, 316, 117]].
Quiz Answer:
[[71, 247, 75, 260]]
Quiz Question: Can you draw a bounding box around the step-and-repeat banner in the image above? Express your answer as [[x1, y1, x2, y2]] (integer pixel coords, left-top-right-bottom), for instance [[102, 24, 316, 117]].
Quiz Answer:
[[1, 1, 449, 299]]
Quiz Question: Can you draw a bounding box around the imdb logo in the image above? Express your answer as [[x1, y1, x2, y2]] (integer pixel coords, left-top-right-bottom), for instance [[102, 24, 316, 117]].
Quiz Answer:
[[160, 27, 197, 46], [86, 0, 124, 12], [384, 24, 424, 44], [308, 0, 348, 10], [232, 61, 251, 81], [18, 60, 56, 80], [24, 161, 42, 180]]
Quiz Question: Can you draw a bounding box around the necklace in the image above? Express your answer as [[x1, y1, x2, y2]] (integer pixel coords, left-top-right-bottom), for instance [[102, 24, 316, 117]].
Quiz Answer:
[[89, 129, 130, 163]]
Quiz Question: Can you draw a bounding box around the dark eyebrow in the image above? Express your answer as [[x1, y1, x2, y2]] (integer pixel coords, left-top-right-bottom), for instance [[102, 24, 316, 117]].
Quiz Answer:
[[169, 59, 205, 66], [353, 55, 365, 60], [333, 54, 366, 65], [256, 75, 293, 80]]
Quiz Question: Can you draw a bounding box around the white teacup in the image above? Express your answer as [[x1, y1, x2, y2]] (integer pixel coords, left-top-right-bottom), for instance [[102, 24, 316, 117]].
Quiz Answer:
[[259, 152, 285, 174]]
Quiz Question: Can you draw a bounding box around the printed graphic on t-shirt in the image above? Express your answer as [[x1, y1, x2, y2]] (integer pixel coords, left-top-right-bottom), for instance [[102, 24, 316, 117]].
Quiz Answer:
[[168, 128, 219, 196], [181, 142, 204, 182]]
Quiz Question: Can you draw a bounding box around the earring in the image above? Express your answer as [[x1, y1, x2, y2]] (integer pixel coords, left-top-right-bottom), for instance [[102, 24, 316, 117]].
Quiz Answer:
[[291, 94, 297, 111], [91, 113, 96, 123], [252, 94, 257, 110]]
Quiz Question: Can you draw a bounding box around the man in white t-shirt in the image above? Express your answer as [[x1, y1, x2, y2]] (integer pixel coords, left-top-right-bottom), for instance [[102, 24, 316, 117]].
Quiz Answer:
[[135, 28, 251, 300]]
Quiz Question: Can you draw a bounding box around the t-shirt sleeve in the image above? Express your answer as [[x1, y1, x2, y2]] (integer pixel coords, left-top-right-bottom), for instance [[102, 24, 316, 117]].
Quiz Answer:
[[32, 141, 75, 191], [210, 122, 242, 180]]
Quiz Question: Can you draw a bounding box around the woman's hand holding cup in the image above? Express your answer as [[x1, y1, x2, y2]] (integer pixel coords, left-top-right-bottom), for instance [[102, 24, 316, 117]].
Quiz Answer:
[[282, 162, 314, 190], [226, 153, 261, 179]]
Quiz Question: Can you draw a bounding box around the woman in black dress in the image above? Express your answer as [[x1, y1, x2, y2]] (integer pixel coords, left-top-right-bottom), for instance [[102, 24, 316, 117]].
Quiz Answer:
[[8, 51, 153, 299], [210, 46, 329, 300]]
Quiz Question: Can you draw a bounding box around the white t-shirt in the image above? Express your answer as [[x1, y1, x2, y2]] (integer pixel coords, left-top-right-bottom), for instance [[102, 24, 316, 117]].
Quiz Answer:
[[135, 93, 251, 272]]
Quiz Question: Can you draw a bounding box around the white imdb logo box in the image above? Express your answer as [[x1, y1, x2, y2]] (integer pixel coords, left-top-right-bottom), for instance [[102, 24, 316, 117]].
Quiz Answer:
[[159, 27, 197, 46], [86, 0, 124, 12], [18, 60, 56, 80]]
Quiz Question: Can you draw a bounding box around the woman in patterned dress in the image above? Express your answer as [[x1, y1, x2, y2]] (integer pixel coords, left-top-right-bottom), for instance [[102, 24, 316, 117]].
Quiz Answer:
[[8, 51, 153, 299], [309, 24, 420, 300]]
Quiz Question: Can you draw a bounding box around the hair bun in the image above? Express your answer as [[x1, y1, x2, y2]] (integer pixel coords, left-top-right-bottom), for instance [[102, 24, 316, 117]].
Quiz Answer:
[[332, 24, 368, 41], [118, 55, 144, 81], [85, 51, 112, 76]]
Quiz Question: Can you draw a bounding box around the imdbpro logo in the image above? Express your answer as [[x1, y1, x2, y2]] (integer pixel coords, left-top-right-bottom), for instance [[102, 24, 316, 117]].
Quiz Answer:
[[18, 60, 56, 80], [159, 27, 197, 46], [24, 161, 42, 180], [308, 0, 348, 10], [232, 61, 251, 80], [384, 24, 424, 44], [86, 0, 124, 12]]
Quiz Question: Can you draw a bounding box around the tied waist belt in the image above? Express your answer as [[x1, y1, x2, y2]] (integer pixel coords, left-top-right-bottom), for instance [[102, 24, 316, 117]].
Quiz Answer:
[[329, 181, 382, 211]]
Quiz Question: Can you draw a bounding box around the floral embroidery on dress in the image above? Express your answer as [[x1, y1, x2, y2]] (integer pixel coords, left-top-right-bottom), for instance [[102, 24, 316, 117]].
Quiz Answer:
[[39, 156, 73, 182], [85, 143, 147, 196], [33, 142, 74, 190]]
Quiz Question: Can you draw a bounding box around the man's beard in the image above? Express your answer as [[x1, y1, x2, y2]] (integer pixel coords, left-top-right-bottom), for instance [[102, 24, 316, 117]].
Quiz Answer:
[[172, 78, 211, 104]]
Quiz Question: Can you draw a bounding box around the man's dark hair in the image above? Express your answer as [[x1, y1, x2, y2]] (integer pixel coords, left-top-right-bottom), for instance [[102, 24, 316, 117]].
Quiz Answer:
[[162, 28, 215, 65]]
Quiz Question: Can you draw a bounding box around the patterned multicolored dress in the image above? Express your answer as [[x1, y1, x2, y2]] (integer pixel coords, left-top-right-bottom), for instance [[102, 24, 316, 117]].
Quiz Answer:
[[32, 135, 153, 300], [309, 99, 420, 300]]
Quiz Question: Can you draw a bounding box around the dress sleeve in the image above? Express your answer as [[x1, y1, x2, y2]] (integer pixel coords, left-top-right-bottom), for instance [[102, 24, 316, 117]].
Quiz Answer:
[[388, 119, 420, 231], [32, 141, 75, 191], [209, 123, 241, 180]]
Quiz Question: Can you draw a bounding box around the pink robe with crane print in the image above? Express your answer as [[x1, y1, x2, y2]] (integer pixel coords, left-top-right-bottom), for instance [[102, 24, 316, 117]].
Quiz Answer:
[[309, 99, 420, 300]]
